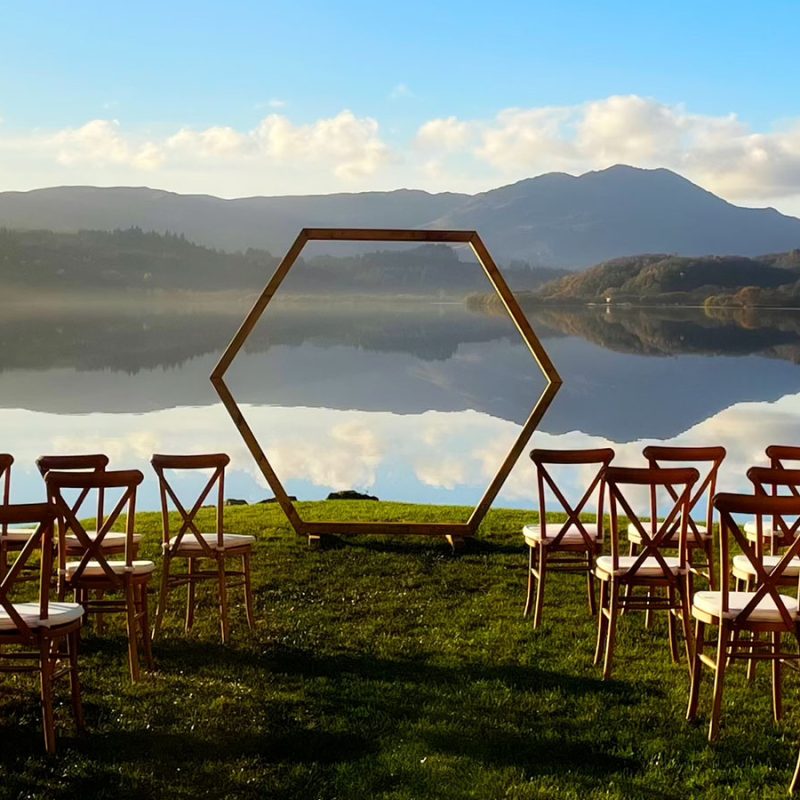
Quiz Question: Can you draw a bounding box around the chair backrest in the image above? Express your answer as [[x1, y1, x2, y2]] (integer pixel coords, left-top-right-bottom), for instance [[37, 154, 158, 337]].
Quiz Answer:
[[766, 445, 800, 473], [747, 467, 800, 550], [45, 469, 142, 587], [150, 453, 230, 557], [529, 448, 615, 546], [36, 454, 109, 537], [0, 502, 57, 642], [606, 466, 699, 580], [642, 445, 725, 542], [714, 492, 800, 627]]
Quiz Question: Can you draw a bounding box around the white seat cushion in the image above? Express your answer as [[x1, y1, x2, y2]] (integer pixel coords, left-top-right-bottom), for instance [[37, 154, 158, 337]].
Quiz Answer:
[[64, 530, 141, 549], [693, 590, 799, 622], [0, 601, 83, 631], [523, 523, 599, 546], [65, 559, 155, 577], [171, 532, 255, 553], [627, 520, 707, 544], [732, 554, 800, 578], [745, 521, 777, 539], [0, 527, 38, 544], [596, 555, 683, 578]]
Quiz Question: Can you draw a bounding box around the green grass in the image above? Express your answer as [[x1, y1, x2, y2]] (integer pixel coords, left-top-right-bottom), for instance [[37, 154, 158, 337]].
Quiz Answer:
[[1, 500, 798, 799]]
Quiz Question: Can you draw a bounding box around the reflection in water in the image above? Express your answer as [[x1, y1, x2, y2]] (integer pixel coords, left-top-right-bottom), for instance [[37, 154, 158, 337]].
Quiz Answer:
[[1, 299, 800, 512]]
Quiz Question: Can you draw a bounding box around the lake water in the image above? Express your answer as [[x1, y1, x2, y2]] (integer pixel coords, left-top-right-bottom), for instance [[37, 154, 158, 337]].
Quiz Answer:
[[2, 297, 800, 516]]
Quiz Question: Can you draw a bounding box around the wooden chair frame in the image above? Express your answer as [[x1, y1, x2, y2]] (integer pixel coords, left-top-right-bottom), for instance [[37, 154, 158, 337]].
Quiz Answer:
[[767, 444, 800, 474], [151, 453, 255, 644], [210, 228, 562, 546], [687, 492, 800, 742], [523, 447, 614, 628], [0, 502, 83, 753], [595, 466, 698, 680], [46, 468, 152, 681]]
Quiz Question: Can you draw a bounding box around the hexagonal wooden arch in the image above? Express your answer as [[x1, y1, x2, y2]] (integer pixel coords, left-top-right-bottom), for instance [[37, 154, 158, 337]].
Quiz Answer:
[[211, 228, 562, 543]]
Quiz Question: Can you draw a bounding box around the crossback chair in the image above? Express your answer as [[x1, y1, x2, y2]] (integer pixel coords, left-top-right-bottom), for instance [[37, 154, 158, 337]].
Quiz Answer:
[[0, 502, 83, 752], [36, 455, 141, 560], [687, 492, 800, 742], [522, 448, 614, 628], [151, 454, 256, 643], [630, 446, 724, 590], [45, 468, 153, 681], [595, 466, 698, 680], [744, 448, 800, 547]]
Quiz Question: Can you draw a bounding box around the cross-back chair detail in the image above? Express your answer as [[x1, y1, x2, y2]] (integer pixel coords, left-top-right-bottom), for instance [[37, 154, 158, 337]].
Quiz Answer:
[[45, 468, 153, 681], [767, 444, 800, 474], [0, 454, 41, 582], [630, 445, 724, 592], [594, 465, 698, 680], [0, 502, 83, 752], [523, 448, 614, 628], [151, 453, 255, 644], [687, 492, 800, 742]]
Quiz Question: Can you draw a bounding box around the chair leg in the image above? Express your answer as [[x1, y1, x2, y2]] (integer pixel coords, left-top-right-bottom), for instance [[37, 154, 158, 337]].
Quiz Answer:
[[706, 540, 717, 591], [679, 579, 694, 671], [772, 631, 783, 722], [523, 546, 535, 617], [594, 579, 609, 665], [243, 552, 255, 630], [587, 553, 597, 615], [603, 581, 620, 680], [153, 554, 171, 639], [138, 582, 154, 670], [39, 636, 56, 754], [217, 554, 230, 644], [125, 581, 141, 682], [792, 745, 800, 794], [667, 586, 679, 663], [709, 622, 732, 743], [644, 589, 654, 629], [622, 543, 636, 615], [67, 629, 84, 733], [185, 558, 196, 632], [687, 619, 705, 722], [532, 545, 546, 629]]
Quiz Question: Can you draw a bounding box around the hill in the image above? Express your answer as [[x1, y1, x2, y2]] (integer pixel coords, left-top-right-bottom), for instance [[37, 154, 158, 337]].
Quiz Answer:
[[0, 228, 564, 294], [2, 166, 799, 267], [499, 250, 800, 307]]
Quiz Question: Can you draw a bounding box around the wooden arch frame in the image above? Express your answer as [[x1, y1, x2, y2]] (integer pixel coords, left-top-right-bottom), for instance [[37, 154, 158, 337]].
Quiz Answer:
[[211, 228, 562, 542]]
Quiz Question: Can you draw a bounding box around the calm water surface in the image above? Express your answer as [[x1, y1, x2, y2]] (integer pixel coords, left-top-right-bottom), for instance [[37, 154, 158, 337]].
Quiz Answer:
[[2, 298, 800, 514]]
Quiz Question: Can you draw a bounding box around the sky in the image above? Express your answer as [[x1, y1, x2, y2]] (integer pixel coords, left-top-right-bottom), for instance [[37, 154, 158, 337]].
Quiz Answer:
[[3, 1, 800, 214]]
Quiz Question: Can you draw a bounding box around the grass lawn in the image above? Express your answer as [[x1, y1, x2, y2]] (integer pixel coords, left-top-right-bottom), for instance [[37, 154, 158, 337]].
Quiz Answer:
[[1, 500, 798, 799]]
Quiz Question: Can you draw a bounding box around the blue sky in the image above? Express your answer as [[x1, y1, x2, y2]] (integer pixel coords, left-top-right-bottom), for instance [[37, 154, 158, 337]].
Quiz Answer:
[[3, 1, 800, 212]]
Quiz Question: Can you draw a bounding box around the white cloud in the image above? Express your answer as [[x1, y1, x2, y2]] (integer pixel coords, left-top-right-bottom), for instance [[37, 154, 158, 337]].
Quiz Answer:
[[416, 116, 473, 151], [50, 119, 164, 170]]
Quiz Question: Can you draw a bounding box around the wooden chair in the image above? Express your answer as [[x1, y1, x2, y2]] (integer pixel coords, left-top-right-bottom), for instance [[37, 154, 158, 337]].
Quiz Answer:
[[687, 492, 800, 742], [595, 466, 698, 680], [522, 447, 614, 628], [45, 468, 153, 681], [744, 447, 800, 547], [36, 455, 141, 560], [0, 502, 84, 753], [151, 454, 256, 643], [628, 446, 724, 595]]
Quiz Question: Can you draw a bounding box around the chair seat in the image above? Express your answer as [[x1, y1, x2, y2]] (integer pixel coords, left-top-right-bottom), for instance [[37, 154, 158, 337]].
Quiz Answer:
[[745, 521, 777, 540], [523, 523, 599, 547], [627, 521, 707, 545], [171, 532, 256, 554], [0, 527, 38, 544], [65, 559, 155, 577], [64, 531, 141, 550], [596, 555, 684, 578], [692, 590, 799, 622], [0, 601, 84, 631], [732, 554, 800, 579]]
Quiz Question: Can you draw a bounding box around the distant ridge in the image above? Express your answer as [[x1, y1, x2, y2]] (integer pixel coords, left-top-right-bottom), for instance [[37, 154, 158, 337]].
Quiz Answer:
[[1, 166, 799, 267]]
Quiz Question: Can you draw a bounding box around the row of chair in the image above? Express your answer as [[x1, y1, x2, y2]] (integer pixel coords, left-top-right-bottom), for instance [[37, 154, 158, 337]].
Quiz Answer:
[[0, 451, 255, 752], [522, 444, 800, 748]]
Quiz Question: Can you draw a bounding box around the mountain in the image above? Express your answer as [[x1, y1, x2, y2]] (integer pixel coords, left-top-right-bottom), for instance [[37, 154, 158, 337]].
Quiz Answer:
[[427, 166, 800, 266], [1, 166, 800, 267]]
